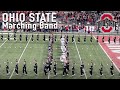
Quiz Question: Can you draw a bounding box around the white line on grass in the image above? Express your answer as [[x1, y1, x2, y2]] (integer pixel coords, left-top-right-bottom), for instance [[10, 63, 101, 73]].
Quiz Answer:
[[93, 36, 120, 73], [48, 71, 50, 79], [74, 38, 87, 79], [0, 34, 13, 48], [9, 35, 32, 79]]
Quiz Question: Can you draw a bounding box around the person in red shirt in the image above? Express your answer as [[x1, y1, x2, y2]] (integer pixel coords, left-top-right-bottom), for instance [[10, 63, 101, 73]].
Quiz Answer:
[[76, 25, 79, 32], [65, 25, 69, 32]]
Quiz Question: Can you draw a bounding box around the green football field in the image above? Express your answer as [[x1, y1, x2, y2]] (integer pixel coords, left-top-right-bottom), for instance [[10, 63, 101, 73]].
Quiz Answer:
[[0, 32, 120, 79]]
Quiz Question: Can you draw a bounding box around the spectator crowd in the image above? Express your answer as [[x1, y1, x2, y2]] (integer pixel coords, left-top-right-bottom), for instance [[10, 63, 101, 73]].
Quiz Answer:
[[0, 11, 120, 32]]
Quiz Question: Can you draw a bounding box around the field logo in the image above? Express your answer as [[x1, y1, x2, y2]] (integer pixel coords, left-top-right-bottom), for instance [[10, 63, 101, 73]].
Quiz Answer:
[[97, 13, 119, 33]]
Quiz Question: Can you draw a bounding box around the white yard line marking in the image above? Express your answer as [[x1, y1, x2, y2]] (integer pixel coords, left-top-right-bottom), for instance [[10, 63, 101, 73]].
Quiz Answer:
[[117, 57, 120, 59], [48, 71, 50, 79], [93, 36, 120, 73], [109, 48, 120, 49], [108, 46, 120, 48], [74, 38, 87, 79], [0, 34, 13, 48], [9, 35, 32, 79]]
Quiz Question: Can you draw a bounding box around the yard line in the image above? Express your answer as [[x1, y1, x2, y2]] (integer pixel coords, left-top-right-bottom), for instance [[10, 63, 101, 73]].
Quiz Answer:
[[93, 36, 120, 73], [74, 38, 88, 79], [48, 71, 50, 79], [109, 48, 120, 49], [9, 35, 32, 79], [107, 46, 120, 48], [0, 34, 13, 48]]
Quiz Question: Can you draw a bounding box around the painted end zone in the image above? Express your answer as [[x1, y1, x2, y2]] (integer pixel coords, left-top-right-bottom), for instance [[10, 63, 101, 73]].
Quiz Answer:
[[95, 36, 120, 68]]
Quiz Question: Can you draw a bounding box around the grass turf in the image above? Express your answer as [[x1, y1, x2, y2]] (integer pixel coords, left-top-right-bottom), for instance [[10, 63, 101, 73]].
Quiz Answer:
[[0, 33, 119, 79]]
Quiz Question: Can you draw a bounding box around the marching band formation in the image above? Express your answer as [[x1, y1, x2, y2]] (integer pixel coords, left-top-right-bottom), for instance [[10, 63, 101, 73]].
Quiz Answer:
[[0, 32, 120, 78]]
